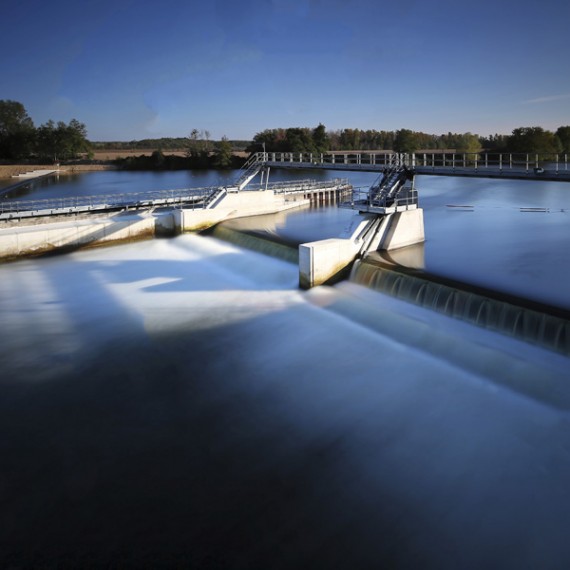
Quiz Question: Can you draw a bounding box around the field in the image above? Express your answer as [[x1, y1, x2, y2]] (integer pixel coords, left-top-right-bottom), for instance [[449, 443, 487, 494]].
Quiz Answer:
[[90, 149, 250, 161], [90, 149, 188, 161]]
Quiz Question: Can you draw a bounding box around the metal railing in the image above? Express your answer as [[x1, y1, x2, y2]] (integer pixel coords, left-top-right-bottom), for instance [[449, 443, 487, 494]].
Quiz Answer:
[[267, 178, 349, 193], [341, 185, 419, 211], [411, 152, 569, 172], [234, 152, 270, 189], [264, 151, 405, 168], [0, 179, 352, 220], [0, 186, 218, 219], [246, 151, 570, 179]]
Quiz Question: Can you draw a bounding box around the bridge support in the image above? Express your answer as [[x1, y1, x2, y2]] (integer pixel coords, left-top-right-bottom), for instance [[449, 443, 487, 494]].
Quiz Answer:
[[299, 209, 424, 288], [173, 189, 310, 232], [368, 208, 425, 251]]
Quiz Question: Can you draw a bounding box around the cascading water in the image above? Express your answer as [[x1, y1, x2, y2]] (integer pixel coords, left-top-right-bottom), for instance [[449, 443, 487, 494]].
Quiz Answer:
[[350, 258, 569, 355], [2, 169, 570, 568], [209, 223, 299, 263]]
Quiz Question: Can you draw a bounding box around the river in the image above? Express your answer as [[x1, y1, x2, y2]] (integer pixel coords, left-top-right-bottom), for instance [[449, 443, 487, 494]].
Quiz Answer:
[[0, 169, 569, 568]]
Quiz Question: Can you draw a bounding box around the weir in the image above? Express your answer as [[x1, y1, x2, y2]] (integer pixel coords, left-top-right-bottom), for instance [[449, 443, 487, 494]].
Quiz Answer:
[[0, 160, 351, 259], [351, 259, 570, 356], [297, 162, 425, 288]]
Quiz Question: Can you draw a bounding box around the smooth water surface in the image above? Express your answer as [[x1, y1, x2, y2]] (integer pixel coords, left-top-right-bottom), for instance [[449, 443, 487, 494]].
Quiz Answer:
[[418, 175, 570, 309], [0, 235, 569, 568], [225, 172, 570, 309], [2, 168, 569, 307], [0, 168, 375, 201], [1, 168, 569, 307]]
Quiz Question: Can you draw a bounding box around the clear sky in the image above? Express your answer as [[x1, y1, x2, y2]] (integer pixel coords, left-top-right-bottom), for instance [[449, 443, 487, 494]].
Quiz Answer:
[[1, 0, 569, 141]]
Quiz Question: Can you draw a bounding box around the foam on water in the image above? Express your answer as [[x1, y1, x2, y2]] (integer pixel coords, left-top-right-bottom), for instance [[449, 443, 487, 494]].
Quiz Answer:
[[350, 258, 570, 355], [1, 173, 570, 567]]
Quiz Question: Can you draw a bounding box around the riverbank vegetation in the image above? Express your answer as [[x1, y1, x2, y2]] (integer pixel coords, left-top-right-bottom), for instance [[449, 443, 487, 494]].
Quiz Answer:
[[2, 99, 569, 170], [250, 124, 570, 156], [0, 100, 91, 161]]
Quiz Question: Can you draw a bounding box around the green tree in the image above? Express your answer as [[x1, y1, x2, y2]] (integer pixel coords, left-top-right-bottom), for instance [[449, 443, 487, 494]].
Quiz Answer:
[[312, 123, 329, 153], [456, 133, 481, 153], [213, 136, 234, 168], [36, 120, 57, 160], [66, 119, 90, 157], [508, 127, 561, 155], [186, 128, 201, 158], [555, 126, 570, 154], [339, 129, 361, 150], [186, 129, 213, 166], [284, 128, 315, 153], [36, 119, 90, 161], [150, 149, 165, 168], [393, 129, 419, 154], [0, 99, 35, 159], [480, 133, 509, 152]]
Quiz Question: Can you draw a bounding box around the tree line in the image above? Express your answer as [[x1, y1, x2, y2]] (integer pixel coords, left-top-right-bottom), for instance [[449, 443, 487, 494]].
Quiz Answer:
[[0, 100, 91, 161], [114, 135, 239, 170], [250, 124, 570, 156], [0, 101, 245, 169], [3, 99, 569, 167], [91, 137, 251, 152]]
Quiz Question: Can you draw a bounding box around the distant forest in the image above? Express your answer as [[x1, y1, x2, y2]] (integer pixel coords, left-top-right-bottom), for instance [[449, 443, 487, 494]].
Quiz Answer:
[[95, 124, 570, 160], [92, 125, 570, 156], [90, 137, 251, 152], [248, 124, 570, 156], [2, 100, 569, 169]]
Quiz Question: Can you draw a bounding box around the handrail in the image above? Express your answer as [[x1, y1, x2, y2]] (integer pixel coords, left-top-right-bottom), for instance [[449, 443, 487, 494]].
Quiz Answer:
[[0, 178, 352, 219], [259, 151, 570, 177], [234, 152, 267, 189], [0, 186, 217, 217]]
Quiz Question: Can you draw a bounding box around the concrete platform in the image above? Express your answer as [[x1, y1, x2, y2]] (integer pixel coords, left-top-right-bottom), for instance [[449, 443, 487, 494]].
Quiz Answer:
[[11, 169, 59, 178]]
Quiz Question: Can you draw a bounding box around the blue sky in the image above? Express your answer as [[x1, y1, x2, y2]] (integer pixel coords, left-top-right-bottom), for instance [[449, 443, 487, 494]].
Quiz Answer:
[[1, 0, 569, 141]]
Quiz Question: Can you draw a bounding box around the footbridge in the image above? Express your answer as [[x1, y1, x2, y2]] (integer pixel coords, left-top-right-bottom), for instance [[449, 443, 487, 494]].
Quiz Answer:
[[255, 150, 570, 182], [240, 150, 570, 287]]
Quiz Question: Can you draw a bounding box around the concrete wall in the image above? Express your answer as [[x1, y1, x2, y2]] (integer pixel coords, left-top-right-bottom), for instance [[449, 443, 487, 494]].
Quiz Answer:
[[0, 212, 174, 260], [299, 209, 425, 288], [174, 190, 309, 232], [0, 189, 307, 261], [299, 214, 378, 288], [299, 238, 362, 289], [378, 209, 425, 250]]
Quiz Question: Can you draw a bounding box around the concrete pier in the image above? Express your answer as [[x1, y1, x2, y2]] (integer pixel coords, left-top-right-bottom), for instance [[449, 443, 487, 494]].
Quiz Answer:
[[0, 189, 310, 260], [299, 209, 425, 288], [173, 189, 309, 232], [0, 212, 174, 260]]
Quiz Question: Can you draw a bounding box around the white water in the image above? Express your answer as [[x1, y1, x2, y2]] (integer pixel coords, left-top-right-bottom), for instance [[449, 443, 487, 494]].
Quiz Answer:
[[0, 233, 569, 567], [1, 169, 570, 567]]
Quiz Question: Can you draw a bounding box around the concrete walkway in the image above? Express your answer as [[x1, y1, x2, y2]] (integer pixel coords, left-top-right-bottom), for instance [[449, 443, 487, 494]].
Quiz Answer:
[[2, 169, 59, 195], [11, 169, 59, 179]]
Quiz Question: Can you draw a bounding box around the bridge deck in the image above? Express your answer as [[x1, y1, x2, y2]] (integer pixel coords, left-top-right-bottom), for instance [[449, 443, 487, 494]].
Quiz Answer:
[[260, 152, 570, 182]]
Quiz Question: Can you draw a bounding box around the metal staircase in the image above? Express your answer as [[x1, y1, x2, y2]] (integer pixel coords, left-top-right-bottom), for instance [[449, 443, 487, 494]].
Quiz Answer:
[[204, 186, 227, 209], [234, 152, 266, 191], [339, 165, 418, 214], [369, 167, 411, 206]]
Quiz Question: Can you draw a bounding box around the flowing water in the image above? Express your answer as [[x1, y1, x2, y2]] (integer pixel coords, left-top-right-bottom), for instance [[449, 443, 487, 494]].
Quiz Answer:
[[0, 169, 569, 568]]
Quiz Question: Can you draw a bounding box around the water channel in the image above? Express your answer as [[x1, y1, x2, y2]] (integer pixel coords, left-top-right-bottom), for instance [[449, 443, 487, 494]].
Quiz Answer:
[[0, 169, 569, 568]]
